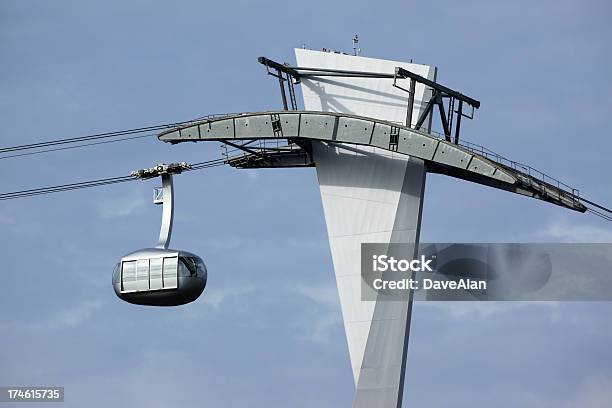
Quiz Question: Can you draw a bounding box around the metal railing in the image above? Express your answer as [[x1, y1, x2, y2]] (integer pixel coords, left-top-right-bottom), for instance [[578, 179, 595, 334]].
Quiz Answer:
[[220, 138, 303, 163], [418, 128, 581, 206]]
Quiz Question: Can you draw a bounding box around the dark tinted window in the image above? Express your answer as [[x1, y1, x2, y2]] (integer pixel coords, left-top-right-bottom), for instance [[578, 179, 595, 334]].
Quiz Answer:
[[112, 263, 120, 283], [195, 258, 207, 277], [178, 257, 197, 277]]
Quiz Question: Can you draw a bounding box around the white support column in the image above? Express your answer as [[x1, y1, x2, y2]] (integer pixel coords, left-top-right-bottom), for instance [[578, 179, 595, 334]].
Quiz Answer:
[[296, 48, 433, 407], [312, 142, 426, 408]]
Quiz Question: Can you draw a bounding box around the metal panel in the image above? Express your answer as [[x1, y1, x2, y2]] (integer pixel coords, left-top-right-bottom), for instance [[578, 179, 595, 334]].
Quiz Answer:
[[397, 129, 438, 160], [432, 143, 472, 169], [299, 114, 335, 140], [162, 257, 178, 289], [295, 48, 436, 128], [492, 168, 516, 184], [149, 257, 163, 290], [336, 117, 374, 145], [278, 113, 300, 137], [560, 194, 576, 207], [544, 187, 561, 200], [161, 130, 180, 140], [370, 123, 392, 149], [121, 261, 138, 293], [136, 259, 150, 291], [121, 250, 179, 262], [467, 156, 496, 176], [234, 114, 275, 138], [200, 119, 234, 139], [179, 125, 199, 140]]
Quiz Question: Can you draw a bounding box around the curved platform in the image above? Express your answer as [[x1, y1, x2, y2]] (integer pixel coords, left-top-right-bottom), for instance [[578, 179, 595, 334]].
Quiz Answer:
[[158, 110, 586, 213]]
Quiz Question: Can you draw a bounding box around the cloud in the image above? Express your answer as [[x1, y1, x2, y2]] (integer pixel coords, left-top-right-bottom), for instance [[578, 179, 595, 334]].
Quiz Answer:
[[563, 376, 612, 408], [96, 190, 147, 218], [65, 347, 225, 408], [51, 300, 104, 328], [286, 236, 329, 251], [291, 282, 342, 344], [294, 283, 339, 309], [535, 219, 612, 243], [418, 301, 559, 320], [194, 235, 246, 253], [0, 299, 104, 331], [201, 283, 256, 309], [246, 169, 260, 181]]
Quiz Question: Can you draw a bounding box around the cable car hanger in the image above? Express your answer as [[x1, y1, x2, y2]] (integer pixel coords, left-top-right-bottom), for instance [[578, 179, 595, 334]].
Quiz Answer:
[[113, 162, 207, 306], [131, 162, 191, 249]]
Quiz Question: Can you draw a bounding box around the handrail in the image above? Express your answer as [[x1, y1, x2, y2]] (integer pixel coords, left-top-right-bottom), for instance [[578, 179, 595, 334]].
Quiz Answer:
[[419, 126, 580, 202]]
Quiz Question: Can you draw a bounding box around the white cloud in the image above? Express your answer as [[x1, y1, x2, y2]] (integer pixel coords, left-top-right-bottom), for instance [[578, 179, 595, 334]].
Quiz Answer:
[[286, 236, 329, 251], [246, 169, 260, 181], [418, 301, 559, 320], [195, 235, 246, 252], [0, 299, 104, 331], [535, 219, 612, 242], [65, 347, 225, 408], [294, 283, 339, 309], [201, 283, 256, 309], [96, 190, 147, 218], [51, 300, 104, 328], [564, 376, 612, 408], [292, 282, 342, 344]]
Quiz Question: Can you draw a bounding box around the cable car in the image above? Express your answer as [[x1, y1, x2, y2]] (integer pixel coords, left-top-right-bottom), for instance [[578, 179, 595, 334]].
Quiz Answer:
[[112, 248, 206, 306], [113, 163, 207, 306]]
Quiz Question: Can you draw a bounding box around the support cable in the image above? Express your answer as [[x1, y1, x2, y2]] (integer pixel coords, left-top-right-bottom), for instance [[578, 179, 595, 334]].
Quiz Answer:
[[0, 117, 209, 156], [0, 158, 226, 201], [0, 133, 156, 160]]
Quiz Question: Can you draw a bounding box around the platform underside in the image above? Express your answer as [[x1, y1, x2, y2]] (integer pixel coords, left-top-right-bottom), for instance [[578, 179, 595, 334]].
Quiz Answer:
[[159, 111, 585, 213]]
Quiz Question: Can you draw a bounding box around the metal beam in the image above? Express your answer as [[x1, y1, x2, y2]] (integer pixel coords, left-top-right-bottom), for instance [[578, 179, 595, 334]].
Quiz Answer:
[[220, 140, 273, 164], [157, 111, 587, 213], [414, 94, 437, 131], [157, 173, 173, 249], [258, 58, 480, 110], [258, 57, 301, 78], [405, 79, 416, 127], [395, 67, 480, 108], [454, 100, 463, 145]]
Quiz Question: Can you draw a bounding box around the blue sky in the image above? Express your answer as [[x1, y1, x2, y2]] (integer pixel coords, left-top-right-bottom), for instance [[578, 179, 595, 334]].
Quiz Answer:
[[1, 0, 611, 407]]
